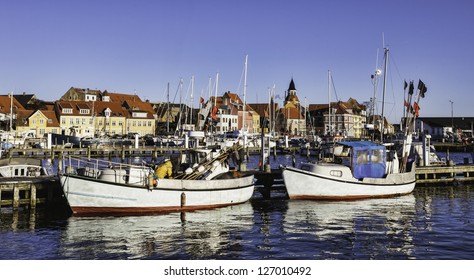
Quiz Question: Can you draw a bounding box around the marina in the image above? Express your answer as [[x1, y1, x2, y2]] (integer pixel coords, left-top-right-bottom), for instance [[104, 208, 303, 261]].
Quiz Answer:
[[1, 152, 474, 260], [1, 147, 474, 210]]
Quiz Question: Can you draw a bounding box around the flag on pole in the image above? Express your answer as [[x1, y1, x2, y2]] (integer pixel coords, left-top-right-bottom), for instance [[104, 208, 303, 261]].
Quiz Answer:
[[408, 81, 414, 95], [200, 96, 204, 104], [414, 102, 420, 117], [211, 106, 218, 121], [417, 80, 427, 98]]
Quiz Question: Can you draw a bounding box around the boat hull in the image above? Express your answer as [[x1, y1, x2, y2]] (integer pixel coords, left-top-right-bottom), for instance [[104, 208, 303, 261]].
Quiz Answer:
[[60, 173, 255, 215], [282, 166, 416, 200]]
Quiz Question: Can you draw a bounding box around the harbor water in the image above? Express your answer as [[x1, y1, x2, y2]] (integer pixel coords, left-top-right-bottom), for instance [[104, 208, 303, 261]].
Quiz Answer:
[[1, 152, 474, 260]]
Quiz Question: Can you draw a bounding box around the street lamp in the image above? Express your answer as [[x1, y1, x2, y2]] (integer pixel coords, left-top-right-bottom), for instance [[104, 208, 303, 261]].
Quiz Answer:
[[449, 100, 454, 142]]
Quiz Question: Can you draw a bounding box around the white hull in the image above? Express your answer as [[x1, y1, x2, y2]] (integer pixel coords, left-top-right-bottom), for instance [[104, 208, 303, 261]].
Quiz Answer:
[[282, 165, 416, 200], [0, 158, 50, 178], [60, 173, 255, 215]]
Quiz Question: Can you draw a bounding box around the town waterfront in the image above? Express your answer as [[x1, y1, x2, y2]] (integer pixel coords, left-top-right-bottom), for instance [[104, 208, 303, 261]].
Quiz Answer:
[[1, 153, 474, 260]]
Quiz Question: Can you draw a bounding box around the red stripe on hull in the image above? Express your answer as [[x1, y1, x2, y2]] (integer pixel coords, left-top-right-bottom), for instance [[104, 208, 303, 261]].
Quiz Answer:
[[70, 202, 247, 216], [289, 192, 413, 201]]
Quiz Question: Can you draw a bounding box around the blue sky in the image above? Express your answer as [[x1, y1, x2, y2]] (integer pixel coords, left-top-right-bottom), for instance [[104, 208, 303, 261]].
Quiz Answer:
[[1, 0, 473, 123]]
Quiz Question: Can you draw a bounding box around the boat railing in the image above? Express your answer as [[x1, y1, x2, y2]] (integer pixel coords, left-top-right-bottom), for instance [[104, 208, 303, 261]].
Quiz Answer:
[[63, 155, 152, 182]]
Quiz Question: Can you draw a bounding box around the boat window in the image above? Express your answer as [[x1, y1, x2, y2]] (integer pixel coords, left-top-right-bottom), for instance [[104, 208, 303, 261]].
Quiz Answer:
[[372, 149, 384, 164], [15, 169, 19, 176], [330, 170, 343, 177], [356, 150, 369, 164]]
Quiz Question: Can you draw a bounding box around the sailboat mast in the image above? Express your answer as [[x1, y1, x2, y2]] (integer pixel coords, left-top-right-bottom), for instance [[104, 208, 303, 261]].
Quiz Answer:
[[380, 47, 389, 139], [166, 82, 170, 134], [328, 70, 331, 136], [190, 75, 194, 125], [214, 72, 219, 107], [9, 91, 13, 132], [243, 54, 248, 131]]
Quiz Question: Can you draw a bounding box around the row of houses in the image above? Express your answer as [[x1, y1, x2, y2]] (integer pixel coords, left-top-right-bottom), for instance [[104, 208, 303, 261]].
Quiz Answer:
[[1, 88, 156, 139], [4, 79, 449, 141]]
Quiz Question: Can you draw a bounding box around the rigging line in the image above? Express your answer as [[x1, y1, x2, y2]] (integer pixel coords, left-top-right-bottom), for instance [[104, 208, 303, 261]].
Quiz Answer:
[[171, 79, 181, 104], [388, 51, 405, 87], [236, 61, 245, 95], [387, 65, 398, 121], [330, 74, 340, 102]]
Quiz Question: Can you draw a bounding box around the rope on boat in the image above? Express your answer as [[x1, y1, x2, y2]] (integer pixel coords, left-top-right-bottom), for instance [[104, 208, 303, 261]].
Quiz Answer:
[[173, 144, 243, 180]]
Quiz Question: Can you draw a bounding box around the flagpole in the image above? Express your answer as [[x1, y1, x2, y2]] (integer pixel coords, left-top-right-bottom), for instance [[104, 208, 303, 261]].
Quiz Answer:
[[403, 80, 407, 120]]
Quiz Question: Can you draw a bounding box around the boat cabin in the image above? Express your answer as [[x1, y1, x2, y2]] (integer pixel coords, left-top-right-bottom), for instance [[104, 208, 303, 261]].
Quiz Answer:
[[335, 142, 386, 179]]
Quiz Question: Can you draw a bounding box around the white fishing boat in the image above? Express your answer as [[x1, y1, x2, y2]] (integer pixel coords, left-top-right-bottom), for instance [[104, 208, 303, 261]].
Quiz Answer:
[[282, 46, 427, 201], [59, 146, 255, 215], [0, 157, 51, 178], [281, 141, 416, 200]]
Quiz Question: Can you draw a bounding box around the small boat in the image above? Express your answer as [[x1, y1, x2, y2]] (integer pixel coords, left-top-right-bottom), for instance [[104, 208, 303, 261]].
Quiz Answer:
[[0, 157, 51, 178], [281, 141, 416, 200], [59, 146, 255, 215]]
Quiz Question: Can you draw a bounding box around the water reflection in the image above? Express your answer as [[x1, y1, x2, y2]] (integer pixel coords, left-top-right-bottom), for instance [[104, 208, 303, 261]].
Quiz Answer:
[[0, 209, 37, 231], [282, 195, 417, 259], [59, 202, 254, 259]]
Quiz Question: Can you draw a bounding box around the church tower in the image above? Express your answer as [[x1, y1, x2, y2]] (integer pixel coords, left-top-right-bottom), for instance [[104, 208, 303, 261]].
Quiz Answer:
[[284, 78, 300, 108]]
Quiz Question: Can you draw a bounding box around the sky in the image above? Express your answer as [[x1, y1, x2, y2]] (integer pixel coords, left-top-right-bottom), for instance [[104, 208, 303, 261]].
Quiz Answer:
[[1, 0, 473, 123]]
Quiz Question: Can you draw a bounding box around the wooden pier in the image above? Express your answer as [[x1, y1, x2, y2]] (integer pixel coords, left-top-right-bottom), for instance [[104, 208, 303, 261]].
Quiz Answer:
[[415, 164, 474, 185], [0, 177, 62, 211]]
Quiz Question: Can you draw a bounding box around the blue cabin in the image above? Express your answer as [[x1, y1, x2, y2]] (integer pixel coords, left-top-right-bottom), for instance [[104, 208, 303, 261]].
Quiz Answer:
[[338, 141, 386, 179]]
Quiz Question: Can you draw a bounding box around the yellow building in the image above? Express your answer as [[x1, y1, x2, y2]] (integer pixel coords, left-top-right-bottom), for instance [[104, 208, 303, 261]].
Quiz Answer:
[[16, 109, 60, 137]]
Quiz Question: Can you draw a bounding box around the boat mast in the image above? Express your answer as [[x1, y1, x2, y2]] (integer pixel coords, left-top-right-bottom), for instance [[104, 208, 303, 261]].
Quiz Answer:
[[371, 48, 380, 142], [190, 75, 194, 126], [242, 54, 248, 133], [328, 70, 331, 136], [214, 72, 219, 108], [380, 47, 389, 140], [9, 91, 13, 132], [166, 82, 170, 134]]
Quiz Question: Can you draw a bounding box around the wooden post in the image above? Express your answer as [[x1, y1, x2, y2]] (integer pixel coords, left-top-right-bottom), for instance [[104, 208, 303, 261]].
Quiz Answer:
[[13, 185, 19, 209], [51, 146, 55, 161], [180, 192, 186, 207], [121, 146, 125, 161], [30, 185, 37, 209], [87, 146, 91, 160]]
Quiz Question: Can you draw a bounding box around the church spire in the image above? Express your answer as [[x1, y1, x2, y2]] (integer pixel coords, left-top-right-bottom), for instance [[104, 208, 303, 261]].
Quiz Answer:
[[288, 78, 296, 92]]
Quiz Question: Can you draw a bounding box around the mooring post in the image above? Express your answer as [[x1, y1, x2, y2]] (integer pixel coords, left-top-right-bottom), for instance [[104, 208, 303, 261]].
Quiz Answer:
[[13, 185, 19, 209], [30, 185, 37, 209]]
